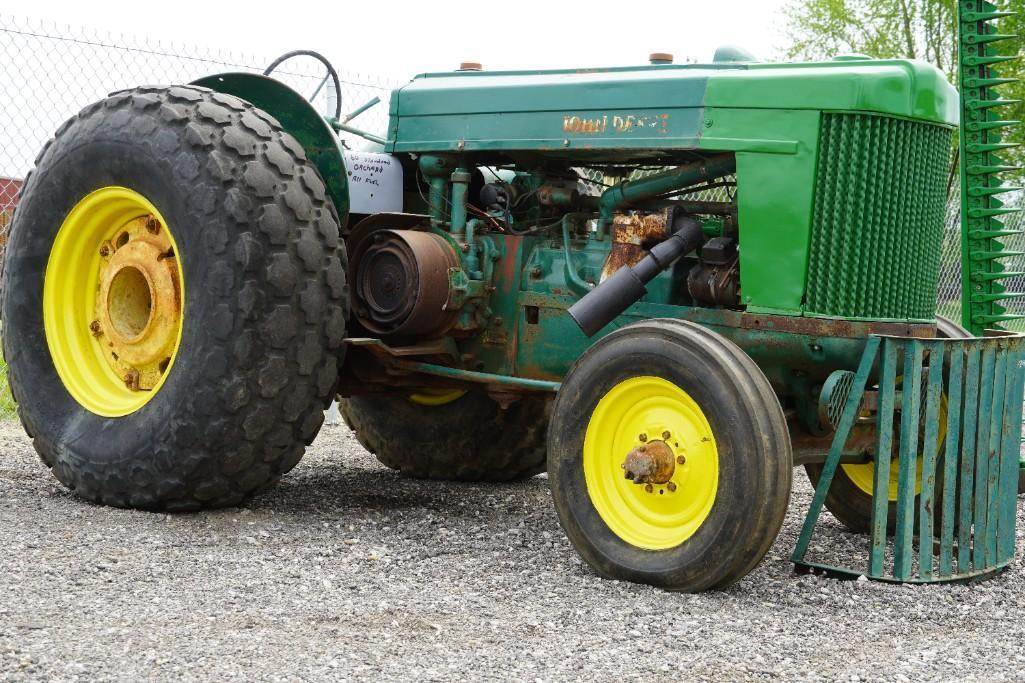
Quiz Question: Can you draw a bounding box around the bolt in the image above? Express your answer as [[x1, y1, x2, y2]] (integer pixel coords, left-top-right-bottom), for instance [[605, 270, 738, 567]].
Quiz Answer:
[[146, 217, 161, 234], [638, 446, 646, 452], [662, 430, 671, 440], [89, 320, 102, 336], [99, 245, 110, 257], [124, 368, 140, 391], [677, 455, 686, 465], [644, 484, 653, 493], [667, 482, 677, 492], [638, 433, 647, 442]]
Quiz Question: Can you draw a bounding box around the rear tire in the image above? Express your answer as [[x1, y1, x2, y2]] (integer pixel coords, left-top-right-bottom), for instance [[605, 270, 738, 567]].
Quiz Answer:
[[340, 390, 550, 481], [1, 86, 348, 510], [547, 319, 792, 592]]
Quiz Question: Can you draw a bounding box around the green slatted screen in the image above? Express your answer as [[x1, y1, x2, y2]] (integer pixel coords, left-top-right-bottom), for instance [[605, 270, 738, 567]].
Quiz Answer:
[[805, 113, 953, 321]]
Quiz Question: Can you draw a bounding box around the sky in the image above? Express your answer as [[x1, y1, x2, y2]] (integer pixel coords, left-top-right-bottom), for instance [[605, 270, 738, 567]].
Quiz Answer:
[[0, 0, 792, 77]]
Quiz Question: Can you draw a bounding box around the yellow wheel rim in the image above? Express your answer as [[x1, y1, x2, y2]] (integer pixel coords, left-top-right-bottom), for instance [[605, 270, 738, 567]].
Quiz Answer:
[[408, 388, 466, 406], [841, 390, 948, 501], [583, 376, 718, 550], [43, 186, 184, 417]]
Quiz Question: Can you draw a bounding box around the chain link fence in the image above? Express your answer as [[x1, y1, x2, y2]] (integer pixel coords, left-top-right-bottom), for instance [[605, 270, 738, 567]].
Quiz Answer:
[[937, 183, 1025, 330], [0, 15, 1022, 421]]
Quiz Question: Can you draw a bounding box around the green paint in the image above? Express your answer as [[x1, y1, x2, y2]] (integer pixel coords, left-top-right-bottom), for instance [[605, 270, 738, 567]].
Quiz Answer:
[[794, 335, 1025, 583], [707, 107, 821, 314], [191, 73, 350, 229], [957, 0, 1024, 333], [805, 113, 951, 320], [705, 59, 957, 126]]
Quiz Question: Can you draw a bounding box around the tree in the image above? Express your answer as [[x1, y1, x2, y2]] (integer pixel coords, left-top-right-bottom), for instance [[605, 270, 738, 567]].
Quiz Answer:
[[783, 0, 1023, 175]]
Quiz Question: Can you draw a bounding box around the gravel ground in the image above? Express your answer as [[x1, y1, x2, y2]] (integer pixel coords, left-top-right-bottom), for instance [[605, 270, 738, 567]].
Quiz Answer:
[[1, 420, 1025, 682]]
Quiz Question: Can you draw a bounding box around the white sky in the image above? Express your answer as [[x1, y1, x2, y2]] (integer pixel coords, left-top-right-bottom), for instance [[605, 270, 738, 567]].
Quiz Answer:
[[0, 0, 792, 76]]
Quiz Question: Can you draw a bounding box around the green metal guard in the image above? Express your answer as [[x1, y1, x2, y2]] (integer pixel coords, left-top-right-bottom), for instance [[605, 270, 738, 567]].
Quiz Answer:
[[793, 333, 1025, 583]]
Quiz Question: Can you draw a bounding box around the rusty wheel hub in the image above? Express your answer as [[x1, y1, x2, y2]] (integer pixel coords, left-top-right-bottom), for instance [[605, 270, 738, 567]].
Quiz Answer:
[[622, 438, 677, 486], [94, 215, 181, 391]]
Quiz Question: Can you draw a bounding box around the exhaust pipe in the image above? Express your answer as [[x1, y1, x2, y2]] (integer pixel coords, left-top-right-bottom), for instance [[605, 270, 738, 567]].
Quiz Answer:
[[568, 216, 704, 337]]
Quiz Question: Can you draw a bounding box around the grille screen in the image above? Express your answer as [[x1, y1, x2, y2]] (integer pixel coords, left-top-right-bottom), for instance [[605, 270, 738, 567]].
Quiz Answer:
[[805, 113, 952, 320]]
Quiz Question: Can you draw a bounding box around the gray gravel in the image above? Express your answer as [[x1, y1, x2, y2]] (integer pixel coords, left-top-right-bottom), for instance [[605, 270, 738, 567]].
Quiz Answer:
[[1, 421, 1025, 682]]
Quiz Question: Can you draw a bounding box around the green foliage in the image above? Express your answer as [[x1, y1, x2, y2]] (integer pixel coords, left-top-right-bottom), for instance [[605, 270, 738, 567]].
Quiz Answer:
[[784, 0, 958, 73], [783, 0, 1023, 177]]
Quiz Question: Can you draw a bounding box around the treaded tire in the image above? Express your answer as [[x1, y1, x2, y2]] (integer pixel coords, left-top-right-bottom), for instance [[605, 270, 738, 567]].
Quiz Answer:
[[1, 85, 348, 510], [340, 391, 550, 481], [547, 319, 792, 592]]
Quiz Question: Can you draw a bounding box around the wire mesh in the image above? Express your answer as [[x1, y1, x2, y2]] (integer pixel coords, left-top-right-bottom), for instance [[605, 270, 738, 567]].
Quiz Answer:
[[937, 183, 1025, 331]]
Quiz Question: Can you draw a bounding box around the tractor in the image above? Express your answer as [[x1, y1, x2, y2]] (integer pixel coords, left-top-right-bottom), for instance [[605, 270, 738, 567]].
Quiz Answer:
[[3, 2, 1022, 591]]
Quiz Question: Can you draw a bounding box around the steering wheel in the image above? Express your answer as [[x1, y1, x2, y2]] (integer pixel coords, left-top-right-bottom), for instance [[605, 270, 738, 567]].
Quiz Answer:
[[263, 49, 342, 120]]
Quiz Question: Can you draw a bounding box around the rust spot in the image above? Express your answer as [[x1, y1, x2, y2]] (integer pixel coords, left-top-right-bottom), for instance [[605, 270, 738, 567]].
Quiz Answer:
[[622, 439, 675, 484], [739, 313, 937, 339], [600, 211, 669, 282], [500, 235, 523, 288]]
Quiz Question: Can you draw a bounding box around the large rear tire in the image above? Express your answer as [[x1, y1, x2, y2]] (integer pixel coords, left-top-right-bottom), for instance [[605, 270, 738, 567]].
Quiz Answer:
[[340, 390, 550, 481], [1, 86, 348, 510], [547, 319, 792, 592]]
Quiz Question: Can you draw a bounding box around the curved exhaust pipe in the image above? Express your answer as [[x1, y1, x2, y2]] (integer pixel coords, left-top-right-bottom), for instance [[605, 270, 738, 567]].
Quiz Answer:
[[568, 216, 704, 336]]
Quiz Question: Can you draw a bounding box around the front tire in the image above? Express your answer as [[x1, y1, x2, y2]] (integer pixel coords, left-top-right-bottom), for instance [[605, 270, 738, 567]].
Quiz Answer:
[[547, 319, 792, 592], [2, 86, 348, 510]]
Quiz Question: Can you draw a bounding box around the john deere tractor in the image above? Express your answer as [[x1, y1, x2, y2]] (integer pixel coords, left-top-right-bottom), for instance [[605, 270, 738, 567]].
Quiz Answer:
[[4, 2, 1022, 591]]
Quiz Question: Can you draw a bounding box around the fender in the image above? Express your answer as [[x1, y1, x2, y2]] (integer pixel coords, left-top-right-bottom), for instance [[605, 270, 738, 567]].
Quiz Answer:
[[191, 72, 349, 230]]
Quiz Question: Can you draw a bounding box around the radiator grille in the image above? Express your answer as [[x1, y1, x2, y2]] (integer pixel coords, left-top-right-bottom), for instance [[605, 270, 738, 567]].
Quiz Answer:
[[805, 113, 952, 320]]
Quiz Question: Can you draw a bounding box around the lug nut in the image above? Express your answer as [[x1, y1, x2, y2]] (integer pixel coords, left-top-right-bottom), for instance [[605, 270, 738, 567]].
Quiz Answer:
[[677, 455, 686, 465], [124, 368, 140, 391], [99, 245, 110, 257], [667, 482, 677, 492], [644, 484, 653, 493], [89, 320, 102, 336], [638, 433, 647, 442], [662, 430, 671, 440]]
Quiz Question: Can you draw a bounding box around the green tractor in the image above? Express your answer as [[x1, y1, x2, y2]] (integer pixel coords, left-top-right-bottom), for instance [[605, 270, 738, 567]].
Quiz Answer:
[[3, 2, 1022, 591]]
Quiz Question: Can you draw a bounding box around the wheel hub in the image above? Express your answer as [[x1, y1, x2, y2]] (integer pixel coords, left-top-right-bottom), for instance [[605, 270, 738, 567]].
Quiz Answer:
[[622, 439, 676, 485], [583, 375, 718, 549], [94, 214, 181, 392]]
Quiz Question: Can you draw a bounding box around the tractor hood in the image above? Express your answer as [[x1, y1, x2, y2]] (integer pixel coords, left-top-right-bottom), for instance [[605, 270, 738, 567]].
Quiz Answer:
[[385, 58, 958, 155]]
